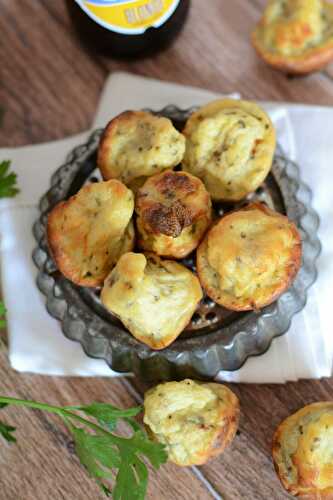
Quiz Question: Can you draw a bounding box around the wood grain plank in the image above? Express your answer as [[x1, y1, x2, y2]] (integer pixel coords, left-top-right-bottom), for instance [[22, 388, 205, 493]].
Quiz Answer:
[[0, 1, 106, 146]]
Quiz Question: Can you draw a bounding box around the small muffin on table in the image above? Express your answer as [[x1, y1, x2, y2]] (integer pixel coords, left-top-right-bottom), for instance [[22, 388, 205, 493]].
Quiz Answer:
[[143, 379, 240, 466], [272, 402, 333, 498], [136, 170, 212, 259], [252, 0, 333, 74], [197, 202, 302, 311], [182, 99, 276, 202], [98, 110, 185, 191], [47, 180, 134, 287], [101, 253, 202, 350]]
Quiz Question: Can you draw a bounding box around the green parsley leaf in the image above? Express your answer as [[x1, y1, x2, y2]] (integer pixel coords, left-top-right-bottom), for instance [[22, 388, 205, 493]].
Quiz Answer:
[[129, 430, 167, 470], [113, 453, 149, 500], [0, 396, 168, 499], [72, 426, 121, 477], [71, 403, 142, 431], [0, 160, 19, 198], [0, 421, 16, 443], [100, 483, 113, 497], [0, 301, 6, 329]]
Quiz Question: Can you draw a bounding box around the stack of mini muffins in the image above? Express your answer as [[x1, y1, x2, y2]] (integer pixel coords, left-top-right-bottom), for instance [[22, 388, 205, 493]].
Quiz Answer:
[[47, 98, 302, 350]]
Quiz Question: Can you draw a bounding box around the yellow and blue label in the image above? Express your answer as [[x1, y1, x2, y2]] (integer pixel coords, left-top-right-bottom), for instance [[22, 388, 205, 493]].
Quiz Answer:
[[75, 0, 181, 35]]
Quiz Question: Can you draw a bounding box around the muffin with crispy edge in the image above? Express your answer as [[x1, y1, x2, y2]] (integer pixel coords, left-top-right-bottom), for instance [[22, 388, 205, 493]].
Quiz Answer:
[[100, 253, 203, 350], [143, 379, 240, 466], [272, 402, 333, 498], [136, 170, 212, 259], [98, 110, 186, 191], [47, 179, 134, 287], [252, 0, 333, 75], [182, 99, 276, 202], [197, 202, 302, 311]]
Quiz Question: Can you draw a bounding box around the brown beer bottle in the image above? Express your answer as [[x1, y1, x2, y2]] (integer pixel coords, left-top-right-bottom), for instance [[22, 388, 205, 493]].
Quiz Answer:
[[65, 0, 190, 58]]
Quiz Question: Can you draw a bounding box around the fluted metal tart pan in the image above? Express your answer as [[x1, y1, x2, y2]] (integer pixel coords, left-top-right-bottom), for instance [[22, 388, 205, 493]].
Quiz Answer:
[[32, 106, 321, 381]]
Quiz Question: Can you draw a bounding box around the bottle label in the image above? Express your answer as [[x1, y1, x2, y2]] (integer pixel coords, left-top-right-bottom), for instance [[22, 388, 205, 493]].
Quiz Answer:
[[74, 0, 181, 35]]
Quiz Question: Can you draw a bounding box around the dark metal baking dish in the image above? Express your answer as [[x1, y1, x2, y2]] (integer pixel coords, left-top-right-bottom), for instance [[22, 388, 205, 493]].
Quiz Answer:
[[32, 105, 321, 382]]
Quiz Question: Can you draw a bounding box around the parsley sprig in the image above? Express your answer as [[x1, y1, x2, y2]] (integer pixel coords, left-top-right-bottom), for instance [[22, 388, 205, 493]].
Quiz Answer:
[[0, 157, 18, 330], [0, 301, 6, 328], [0, 160, 19, 198], [0, 396, 167, 499]]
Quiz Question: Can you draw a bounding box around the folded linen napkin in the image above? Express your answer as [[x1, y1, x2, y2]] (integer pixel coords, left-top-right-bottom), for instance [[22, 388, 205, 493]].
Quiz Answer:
[[0, 72, 331, 382]]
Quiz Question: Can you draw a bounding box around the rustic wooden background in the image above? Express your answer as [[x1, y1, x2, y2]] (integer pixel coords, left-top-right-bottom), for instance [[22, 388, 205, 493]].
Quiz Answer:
[[0, 1, 332, 499]]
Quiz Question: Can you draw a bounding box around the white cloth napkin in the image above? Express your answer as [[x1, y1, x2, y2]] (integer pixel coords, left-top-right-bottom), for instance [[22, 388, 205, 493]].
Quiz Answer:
[[0, 72, 332, 382]]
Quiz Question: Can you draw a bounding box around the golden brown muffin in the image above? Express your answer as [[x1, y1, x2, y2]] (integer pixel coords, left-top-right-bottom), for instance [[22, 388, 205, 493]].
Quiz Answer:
[[143, 379, 240, 466], [100, 253, 202, 349], [272, 402, 333, 499], [252, 0, 333, 74], [182, 99, 276, 202], [47, 180, 134, 287], [136, 170, 212, 259], [97, 110, 186, 191], [197, 202, 302, 311]]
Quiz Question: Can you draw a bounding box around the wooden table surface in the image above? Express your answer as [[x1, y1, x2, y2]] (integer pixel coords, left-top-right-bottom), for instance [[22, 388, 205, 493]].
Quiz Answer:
[[0, 1, 332, 499]]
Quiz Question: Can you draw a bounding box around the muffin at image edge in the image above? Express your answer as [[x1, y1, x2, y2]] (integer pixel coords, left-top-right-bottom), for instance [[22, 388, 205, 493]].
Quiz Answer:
[[98, 110, 186, 192], [136, 169, 212, 259], [182, 99, 276, 202], [252, 0, 333, 74], [101, 252, 203, 349], [272, 402, 333, 498], [143, 379, 240, 466], [47, 179, 134, 287], [197, 202, 302, 311]]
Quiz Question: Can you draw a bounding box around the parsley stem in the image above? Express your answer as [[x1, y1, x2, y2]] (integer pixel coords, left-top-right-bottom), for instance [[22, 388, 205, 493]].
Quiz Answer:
[[0, 396, 65, 415], [0, 396, 130, 444]]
